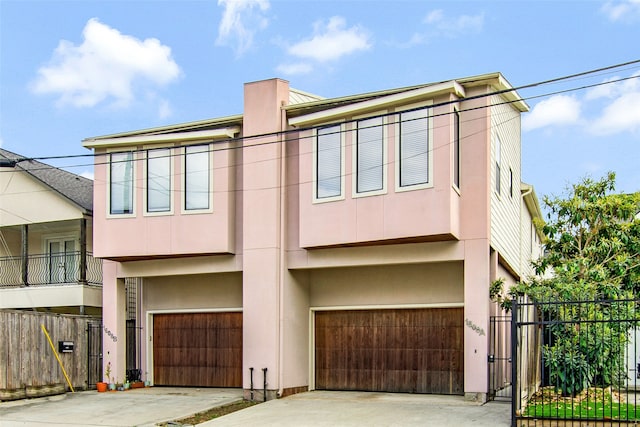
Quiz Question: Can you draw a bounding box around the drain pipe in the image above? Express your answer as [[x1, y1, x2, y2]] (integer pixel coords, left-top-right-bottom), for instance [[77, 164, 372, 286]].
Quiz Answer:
[[262, 367, 268, 402], [277, 103, 287, 398], [250, 367, 254, 401]]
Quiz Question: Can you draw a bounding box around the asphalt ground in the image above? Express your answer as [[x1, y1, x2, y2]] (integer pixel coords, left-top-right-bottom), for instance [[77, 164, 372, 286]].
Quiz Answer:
[[0, 387, 512, 427]]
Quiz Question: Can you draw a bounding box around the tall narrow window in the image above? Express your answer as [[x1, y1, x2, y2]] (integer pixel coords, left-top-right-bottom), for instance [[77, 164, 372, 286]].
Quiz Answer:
[[399, 109, 429, 187], [356, 117, 384, 193], [147, 148, 171, 213], [110, 152, 133, 215], [453, 109, 460, 188], [509, 167, 513, 198], [316, 125, 342, 199], [184, 145, 210, 210], [495, 136, 502, 195]]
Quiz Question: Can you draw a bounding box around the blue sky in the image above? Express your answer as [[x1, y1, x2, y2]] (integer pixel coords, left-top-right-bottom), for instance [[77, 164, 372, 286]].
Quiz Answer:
[[1, 0, 639, 202]]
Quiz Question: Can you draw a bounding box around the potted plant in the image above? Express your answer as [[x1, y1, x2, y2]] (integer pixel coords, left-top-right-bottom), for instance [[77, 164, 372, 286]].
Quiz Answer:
[[105, 362, 116, 391]]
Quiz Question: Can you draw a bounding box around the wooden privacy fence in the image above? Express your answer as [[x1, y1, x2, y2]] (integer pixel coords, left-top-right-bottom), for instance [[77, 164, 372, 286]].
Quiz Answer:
[[0, 310, 101, 401]]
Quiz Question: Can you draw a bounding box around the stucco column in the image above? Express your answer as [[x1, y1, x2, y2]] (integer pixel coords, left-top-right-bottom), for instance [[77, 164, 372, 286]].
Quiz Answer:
[[242, 78, 290, 400], [101, 260, 126, 384], [463, 238, 491, 402]]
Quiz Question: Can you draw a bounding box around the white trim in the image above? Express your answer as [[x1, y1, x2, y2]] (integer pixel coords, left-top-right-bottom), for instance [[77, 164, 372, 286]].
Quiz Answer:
[[351, 113, 388, 198], [145, 307, 243, 386], [180, 144, 214, 214], [289, 81, 466, 127], [312, 124, 346, 204], [85, 127, 240, 148], [308, 302, 464, 391], [393, 101, 434, 193], [143, 147, 175, 216], [106, 150, 137, 219]]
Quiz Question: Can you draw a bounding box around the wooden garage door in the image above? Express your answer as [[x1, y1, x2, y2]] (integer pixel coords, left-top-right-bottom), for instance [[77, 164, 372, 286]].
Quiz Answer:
[[315, 308, 463, 394], [153, 312, 242, 387]]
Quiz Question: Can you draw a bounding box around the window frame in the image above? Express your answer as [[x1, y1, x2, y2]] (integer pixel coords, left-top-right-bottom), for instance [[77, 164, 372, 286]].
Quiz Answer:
[[495, 135, 502, 196], [352, 113, 388, 198], [143, 146, 174, 216], [181, 143, 214, 214], [453, 108, 460, 190], [394, 101, 433, 193], [312, 123, 346, 204], [107, 150, 136, 218]]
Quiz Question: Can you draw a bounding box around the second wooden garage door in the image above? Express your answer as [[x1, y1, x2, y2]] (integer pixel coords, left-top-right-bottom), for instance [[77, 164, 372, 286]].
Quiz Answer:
[[153, 312, 242, 387], [315, 308, 463, 394]]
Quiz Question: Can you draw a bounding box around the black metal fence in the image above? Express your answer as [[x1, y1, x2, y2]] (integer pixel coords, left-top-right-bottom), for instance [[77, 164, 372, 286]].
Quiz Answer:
[[512, 297, 640, 426], [0, 252, 102, 287]]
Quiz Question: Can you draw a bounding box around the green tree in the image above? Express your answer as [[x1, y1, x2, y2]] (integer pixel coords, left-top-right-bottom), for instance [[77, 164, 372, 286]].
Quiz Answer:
[[493, 172, 640, 396]]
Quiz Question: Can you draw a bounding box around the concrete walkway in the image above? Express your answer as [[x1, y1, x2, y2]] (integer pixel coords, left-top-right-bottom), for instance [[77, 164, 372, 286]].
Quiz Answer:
[[205, 391, 512, 427]]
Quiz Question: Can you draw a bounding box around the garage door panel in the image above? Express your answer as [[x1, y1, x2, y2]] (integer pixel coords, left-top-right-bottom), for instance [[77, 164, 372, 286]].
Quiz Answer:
[[315, 308, 463, 394], [153, 312, 242, 387]]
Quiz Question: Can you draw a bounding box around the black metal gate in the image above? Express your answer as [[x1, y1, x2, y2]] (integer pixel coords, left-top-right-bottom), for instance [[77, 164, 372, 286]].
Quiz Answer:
[[489, 315, 512, 401], [87, 322, 102, 387]]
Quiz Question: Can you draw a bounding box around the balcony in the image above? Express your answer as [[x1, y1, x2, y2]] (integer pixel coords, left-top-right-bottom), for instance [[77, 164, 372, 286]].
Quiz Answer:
[[0, 252, 102, 288]]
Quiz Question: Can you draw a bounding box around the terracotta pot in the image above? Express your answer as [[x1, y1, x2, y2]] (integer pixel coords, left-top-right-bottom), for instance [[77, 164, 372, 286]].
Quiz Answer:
[[96, 382, 108, 392]]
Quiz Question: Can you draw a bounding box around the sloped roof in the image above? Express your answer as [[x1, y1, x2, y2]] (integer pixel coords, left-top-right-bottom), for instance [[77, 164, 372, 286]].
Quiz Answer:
[[0, 148, 93, 214]]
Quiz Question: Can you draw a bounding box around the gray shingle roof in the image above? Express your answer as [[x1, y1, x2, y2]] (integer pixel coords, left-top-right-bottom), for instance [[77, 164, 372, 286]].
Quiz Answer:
[[0, 148, 93, 213]]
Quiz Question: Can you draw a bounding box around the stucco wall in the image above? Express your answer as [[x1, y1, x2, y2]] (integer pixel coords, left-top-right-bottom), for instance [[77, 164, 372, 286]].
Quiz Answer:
[[309, 261, 463, 307], [142, 272, 243, 311]]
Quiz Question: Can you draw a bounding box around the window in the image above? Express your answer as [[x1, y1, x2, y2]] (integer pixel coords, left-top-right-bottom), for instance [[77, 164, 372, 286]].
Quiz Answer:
[[47, 238, 75, 283], [509, 168, 513, 198], [316, 125, 342, 199], [495, 136, 501, 195], [399, 109, 429, 187], [184, 145, 210, 210], [453, 109, 460, 188], [146, 148, 171, 213], [356, 117, 384, 193], [110, 152, 134, 215]]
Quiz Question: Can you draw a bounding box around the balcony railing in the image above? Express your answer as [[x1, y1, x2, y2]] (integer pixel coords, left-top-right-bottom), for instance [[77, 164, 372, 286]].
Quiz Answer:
[[0, 252, 102, 288]]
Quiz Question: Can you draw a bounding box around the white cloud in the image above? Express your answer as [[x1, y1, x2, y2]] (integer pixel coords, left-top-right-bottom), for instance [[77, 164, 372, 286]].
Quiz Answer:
[[286, 16, 371, 62], [522, 95, 582, 131], [276, 62, 313, 76], [590, 92, 640, 135], [80, 170, 94, 180], [216, 0, 270, 56], [601, 0, 640, 22], [158, 99, 172, 119], [423, 9, 484, 36], [31, 18, 181, 108], [585, 71, 640, 135]]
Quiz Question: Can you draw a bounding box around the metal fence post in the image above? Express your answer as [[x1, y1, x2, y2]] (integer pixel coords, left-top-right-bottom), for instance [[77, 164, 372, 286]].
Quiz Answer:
[[511, 297, 518, 427]]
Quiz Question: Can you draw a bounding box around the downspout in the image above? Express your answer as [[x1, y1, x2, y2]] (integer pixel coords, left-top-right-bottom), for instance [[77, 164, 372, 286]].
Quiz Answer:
[[278, 102, 287, 398], [521, 186, 532, 276]]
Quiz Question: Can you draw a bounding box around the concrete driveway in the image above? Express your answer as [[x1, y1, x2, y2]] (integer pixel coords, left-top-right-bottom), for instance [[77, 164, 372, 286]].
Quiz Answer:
[[0, 387, 242, 427], [0, 388, 511, 427], [205, 391, 511, 427]]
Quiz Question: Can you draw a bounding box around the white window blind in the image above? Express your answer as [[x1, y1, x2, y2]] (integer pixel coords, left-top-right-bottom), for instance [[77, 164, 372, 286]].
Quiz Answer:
[[357, 117, 384, 193], [110, 152, 134, 215], [316, 125, 342, 199], [399, 109, 429, 187], [147, 148, 171, 212], [185, 145, 210, 210]]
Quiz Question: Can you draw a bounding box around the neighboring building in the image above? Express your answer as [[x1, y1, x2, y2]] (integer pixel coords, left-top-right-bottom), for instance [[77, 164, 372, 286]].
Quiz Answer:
[[0, 149, 102, 316], [83, 73, 542, 400]]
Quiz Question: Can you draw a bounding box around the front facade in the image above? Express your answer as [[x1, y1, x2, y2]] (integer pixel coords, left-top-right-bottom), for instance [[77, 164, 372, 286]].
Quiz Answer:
[[0, 149, 102, 316], [84, 74, 541, 399]]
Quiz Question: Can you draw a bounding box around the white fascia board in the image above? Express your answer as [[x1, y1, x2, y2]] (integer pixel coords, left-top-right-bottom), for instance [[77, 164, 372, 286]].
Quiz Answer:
[[83, 127, 240, 149], [289, 81, 465, 127]]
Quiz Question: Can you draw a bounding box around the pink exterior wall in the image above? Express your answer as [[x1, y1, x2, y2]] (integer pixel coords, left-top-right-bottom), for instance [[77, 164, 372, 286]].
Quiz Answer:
[[92, 144, 235, 259], [298, 99, 460, 248], [87, 76, 530, 402]]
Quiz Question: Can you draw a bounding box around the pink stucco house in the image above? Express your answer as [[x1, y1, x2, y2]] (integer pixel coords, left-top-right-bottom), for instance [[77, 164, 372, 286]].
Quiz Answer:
[[83, 73, 542, 401]]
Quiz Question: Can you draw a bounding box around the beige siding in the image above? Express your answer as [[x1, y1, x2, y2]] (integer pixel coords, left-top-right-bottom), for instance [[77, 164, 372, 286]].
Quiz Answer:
[[490, 95, 522, 276], [520, 201, 543, 279], [0, 170, 85, 227], [309, 262, 463, 307]]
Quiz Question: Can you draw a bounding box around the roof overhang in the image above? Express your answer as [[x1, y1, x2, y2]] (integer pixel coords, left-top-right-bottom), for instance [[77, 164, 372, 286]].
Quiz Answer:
[[83, 127, 240, 149], [288, 81, 466, 127]]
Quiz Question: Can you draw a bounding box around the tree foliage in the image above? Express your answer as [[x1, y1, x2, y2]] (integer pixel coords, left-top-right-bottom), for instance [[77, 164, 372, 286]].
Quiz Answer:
[[492, 172, 640, 396]]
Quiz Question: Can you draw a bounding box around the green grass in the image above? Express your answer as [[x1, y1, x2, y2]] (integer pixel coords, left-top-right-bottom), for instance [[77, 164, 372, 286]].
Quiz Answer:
[[525, 400, 640, 421]]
